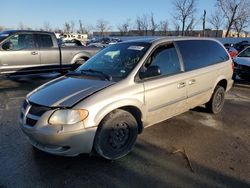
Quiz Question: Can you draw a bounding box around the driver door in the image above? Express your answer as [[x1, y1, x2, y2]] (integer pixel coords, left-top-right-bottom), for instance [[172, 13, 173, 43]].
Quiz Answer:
[[142, 43, 188, 127], [0, 33, 40, 74]]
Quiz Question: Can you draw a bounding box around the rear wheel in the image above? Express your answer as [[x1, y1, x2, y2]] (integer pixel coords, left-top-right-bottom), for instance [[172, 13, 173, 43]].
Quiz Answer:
[[94, 109, 138, 160], [73, 58, 86, 70], [206, 85, 225, 114]]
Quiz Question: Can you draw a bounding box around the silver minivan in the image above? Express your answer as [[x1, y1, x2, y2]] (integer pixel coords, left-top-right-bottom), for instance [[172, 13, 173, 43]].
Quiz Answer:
[[20, 38, 233, 160]]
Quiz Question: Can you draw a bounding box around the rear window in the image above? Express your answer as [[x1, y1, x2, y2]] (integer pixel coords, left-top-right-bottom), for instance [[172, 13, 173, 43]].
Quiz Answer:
[[39, 34, 53, 48], [0, 31, 11, 42], [176, 40, 229, 71]]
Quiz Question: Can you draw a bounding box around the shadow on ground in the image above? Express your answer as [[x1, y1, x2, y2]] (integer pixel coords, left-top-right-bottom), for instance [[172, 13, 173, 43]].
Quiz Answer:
[[0, 138, 249, 188]]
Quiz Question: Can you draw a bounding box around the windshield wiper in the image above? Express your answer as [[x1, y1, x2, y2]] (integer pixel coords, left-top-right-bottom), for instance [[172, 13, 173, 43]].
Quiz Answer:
[[80, 69, 112, 81]]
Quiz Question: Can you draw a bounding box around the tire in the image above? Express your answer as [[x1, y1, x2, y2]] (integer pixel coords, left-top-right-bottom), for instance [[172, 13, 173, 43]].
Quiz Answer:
[[73, 58, 86, 70], [94, 109, 138, 160], [206, 85, 225, 114]]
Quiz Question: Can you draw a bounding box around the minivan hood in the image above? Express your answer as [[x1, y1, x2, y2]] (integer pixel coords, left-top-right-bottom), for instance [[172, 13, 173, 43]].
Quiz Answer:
[[28, 76, 114, 107]]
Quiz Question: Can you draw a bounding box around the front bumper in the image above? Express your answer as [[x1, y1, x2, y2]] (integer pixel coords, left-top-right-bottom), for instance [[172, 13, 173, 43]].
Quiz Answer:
[[234, 64, 250, 78], [21, 125, 97, 156]]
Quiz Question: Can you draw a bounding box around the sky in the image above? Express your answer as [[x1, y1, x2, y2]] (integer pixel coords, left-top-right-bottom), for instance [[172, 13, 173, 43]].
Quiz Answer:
[[1, 0, 216, 31]]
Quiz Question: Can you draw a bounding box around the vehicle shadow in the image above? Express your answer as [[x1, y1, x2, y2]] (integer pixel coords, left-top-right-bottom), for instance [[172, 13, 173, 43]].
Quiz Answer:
[[190, 106, 208, 113], [234, 79, 250, 86]]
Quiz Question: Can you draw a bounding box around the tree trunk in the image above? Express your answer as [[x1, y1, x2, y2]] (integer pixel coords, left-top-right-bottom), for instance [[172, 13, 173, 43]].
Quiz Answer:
[[225, 5, 238, 37], [182, 20, 185, 36], [215, 29, 218, 37], [203, 10, 206, 37]]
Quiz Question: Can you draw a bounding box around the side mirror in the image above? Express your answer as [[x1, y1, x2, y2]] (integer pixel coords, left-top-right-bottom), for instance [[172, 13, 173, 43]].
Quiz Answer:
[[2, 41, 12, 50], [139, 65, 161, 79]]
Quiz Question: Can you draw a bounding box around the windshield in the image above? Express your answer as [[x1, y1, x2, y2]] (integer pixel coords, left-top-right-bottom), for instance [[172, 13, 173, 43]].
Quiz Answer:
[[238, 47, 250, 57], [76, 42, 151, 81], [0, 31, 11, 43]]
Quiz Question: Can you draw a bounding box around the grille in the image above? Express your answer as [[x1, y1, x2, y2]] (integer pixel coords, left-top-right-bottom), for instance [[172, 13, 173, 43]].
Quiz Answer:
[[21, 100, 51, 127], [29, 104, 51, 116], [22, 100, 29, 109], [26, 117, 37, 127]]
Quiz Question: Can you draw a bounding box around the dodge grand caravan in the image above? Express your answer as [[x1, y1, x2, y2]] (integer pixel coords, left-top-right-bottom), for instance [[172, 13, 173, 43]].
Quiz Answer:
[[20, 38, 234, 160]]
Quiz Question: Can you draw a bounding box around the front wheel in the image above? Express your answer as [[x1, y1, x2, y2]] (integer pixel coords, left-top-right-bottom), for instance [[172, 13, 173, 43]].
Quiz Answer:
[[94, 109, 138, 160], [206, 85, 225, 114]]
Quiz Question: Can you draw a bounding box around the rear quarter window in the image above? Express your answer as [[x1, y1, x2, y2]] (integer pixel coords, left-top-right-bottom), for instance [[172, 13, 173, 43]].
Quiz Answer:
[[176, 40, 229, 71]]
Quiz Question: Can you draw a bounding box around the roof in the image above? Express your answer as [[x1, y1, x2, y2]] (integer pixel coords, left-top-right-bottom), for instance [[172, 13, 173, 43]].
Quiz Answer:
[[1, 30, 54, 35], [121, 36, 220, 45]]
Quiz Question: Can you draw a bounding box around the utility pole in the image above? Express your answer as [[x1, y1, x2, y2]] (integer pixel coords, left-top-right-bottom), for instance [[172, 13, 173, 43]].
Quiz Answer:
[[203, 10, 206, 37]]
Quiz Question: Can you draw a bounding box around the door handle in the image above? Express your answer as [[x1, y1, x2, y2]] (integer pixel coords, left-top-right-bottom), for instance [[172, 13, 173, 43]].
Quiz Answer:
[[177, 82, 186, 88], [31, 51, 38, 55], [188, 79, 196, 85]]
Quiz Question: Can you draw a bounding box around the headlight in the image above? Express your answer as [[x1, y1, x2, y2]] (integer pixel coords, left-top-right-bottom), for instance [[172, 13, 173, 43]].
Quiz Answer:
[[49, 109, 89, 125]]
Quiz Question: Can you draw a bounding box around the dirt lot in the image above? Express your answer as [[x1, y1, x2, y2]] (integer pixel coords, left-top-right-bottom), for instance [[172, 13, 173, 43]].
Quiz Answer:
[[0, 76, 249, 188]]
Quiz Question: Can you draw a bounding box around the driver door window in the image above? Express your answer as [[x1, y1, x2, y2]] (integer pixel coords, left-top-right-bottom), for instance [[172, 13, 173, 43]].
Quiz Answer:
[[5, 34, 36, 50], [0, 33, 40, 70], [146, 43, 181, 77]]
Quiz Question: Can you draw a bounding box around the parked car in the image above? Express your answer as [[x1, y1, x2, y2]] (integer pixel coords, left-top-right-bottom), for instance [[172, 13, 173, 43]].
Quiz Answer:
[[234, 41, 250, 53], [87, 37, 122, 46], [61, 39, 85, 47], [20, 38, 233, 160], [233, 46, 250, 79], [0, 30, 100, 76], [224, 44, 238, 58]]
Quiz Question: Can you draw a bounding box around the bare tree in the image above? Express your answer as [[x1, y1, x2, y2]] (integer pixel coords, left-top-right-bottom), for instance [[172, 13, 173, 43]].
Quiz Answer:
[[141, 14, 150, 35], [78, 20, 93, 34], [172, 0, 197, 36], [202, 10, 207, 37], [17, 22, 32, 30], [117, 19, 130, 36], [208, 9, 224, 37], [135, 14, 150, 35], [54, 28, 63, 33], [216, 0, 250, 37], [150, 13, 158, 36], [233, 10, 250, 37], [172, 20, 181, 36], [78, 20, 84, 34], [18, 22, 25, 30], [96, 19, 111, 37], [135, 16, 143, 35], [185, 16, 198, 36], [70, 21, 75, 33], [64, 22, 71, 33], [43, 21, 52, 31], [158, 20, 168, 35]]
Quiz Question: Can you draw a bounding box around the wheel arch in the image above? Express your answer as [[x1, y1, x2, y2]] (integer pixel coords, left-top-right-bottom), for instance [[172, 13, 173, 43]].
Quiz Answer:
[[94, 101, 145, 135], [213, 76, 228, 92], [70, 52, 91, 64], [119, 106, 144, 134]]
